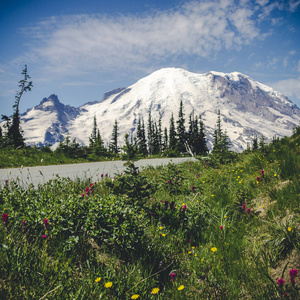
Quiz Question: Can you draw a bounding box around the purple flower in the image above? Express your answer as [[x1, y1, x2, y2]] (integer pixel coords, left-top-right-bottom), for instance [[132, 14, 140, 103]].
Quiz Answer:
[[170, 272, 176, 282], [247, 208, 251, 214], [276, 278, 285, 286], [220, 226, 223, 230], [261, 170, 265, 177], [42, 234, 47, 239], [44, 219, 48, 229], [242, 204, 246, 211], [289, 269, 298, 279], [2, 213, 8, 225]]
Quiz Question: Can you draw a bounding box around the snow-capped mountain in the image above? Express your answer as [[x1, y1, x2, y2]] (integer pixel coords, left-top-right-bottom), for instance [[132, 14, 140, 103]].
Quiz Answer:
[[5, 68, 300, 151]]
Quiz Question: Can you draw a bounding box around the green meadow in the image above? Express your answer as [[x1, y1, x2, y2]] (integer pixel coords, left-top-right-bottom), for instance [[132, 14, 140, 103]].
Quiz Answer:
[[1, 130, 299, 299]]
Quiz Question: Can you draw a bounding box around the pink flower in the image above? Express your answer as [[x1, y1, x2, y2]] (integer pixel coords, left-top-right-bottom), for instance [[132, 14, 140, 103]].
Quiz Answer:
[[189, 168, 191, 171], [261, 170, 264, 177], [167, 180, 170, 185], [44, 219, 48, 229], [242, 204, 246, 210], [42, 234, 47, 239], [289, 269, 298, 278], [2, 213, 8, 225], [247, 208, 251, 214], [220, 226, 223, 230], [256, 176, 260, 181], [191, 186, 194, 191], [85, 187, 89, 193], [170, 272, 176, 282], [101, 174, 103, 178], [82, 194, 85, 197], [276, 278, 285, 286], [89, 183, 93, 187], [182, 205, 187, 211]]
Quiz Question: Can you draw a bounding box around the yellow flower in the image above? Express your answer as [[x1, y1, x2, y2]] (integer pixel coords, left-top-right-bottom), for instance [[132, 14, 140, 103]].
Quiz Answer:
[[288, 227, 292, 232], [178, 285, 185, 290], [202, 181, 205, 183], [224, 216, 227, 219], [194, 254, 197, 257], [159, 226, 163, 230], [245, 260, 248, 263], [104, 282, 113, 288], [151, 288, 160, 294], [161, 233, 166, 237], [95, 277, 101, 283], [211, 247, 217, 253], [191, 246, 195, 249], [201, 258, 204, 262], [274, 174, 277, 176], [131, 295, 140, 299], [188, 251, 192, 254], [211, 195, 214, 197]]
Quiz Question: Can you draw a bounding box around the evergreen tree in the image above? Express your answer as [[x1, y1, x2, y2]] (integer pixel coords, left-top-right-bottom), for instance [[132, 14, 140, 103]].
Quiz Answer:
[[136, 117, 147, 155], [163, 127, 168, 152], [198, 115, 208, 155], [1, 65, 33, 148], [252, 135, 258, 150], [169, 113, 177, 150], [110, 119, 119, 154], [176, 100, 186, 153], [89, 116, 106, 156], [157, 115, 163, 153], [211, 110, 232, 163], [147, 110, 154, 155], [89, 116, 98, 148]]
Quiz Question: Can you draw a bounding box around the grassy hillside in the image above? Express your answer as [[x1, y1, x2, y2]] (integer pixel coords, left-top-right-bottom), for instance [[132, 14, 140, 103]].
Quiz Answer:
[[0, 130, 299, 299]]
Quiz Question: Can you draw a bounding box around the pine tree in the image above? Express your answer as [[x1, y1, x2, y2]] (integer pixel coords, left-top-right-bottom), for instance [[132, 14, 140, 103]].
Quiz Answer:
[[163, 127, 168, 152], [176, 100, 186, 153], [110, 119, 119, 154], [252, 135, 258, 150], [136, 117, 147, 155], [147, 110, 154, 155], [169, 113, 177, 150], [1, 65, 33, 148], [198, 115, 208, 155], [89, 116, 98, 148], [157, 115, 163, 153]]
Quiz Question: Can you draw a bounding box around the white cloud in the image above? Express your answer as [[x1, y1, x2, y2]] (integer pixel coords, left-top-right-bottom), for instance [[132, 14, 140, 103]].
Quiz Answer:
[[270, 77, 300, 106], [298, 60, 300, 72], [20, 0, 264, 76]]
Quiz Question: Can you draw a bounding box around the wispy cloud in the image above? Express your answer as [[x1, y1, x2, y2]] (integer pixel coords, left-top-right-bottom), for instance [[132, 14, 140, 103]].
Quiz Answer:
[[20, 0, 269, 76]]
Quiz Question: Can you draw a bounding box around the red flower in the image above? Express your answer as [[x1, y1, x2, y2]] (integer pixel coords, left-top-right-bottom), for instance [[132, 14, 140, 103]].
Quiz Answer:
[[247, 208, 251, 214], [2, 213, 8, 225], [220, 226, 223, 230], [242, 204, 246, 211], [42, 234, 47, 239], [44, 219, 48, 229], [276, 278, 285, 286], [191, 185, 194, 191], [167, 180, 170, 185], [261, 170, 264, 177], [170, 272, 176, 282], [256, 176, 260, 181]]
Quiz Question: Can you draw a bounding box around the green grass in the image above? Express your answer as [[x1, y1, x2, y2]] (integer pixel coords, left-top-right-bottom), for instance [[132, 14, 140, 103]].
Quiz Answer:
[[0, 132, 299, 299]]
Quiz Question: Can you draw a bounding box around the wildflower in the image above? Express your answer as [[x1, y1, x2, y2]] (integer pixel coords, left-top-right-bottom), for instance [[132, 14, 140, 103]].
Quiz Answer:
[[188, 251, 192, 254], [131, 295, 140, 299], [161, 233, 166, 237], [101, 174, 103, 178], [151, 287, 160, 294], [22, 220, 26, 231], [167, 180, 170, 185], [170, 272, 176, 282], [178, 285, 185, 290], [182, 204, 187, 211], [95, 277, 101, 283], [288, 227, 292, 232], [290, 268, 298, 284], [188, 239, 191, 243], [191, 185, 194, 191], [104, 282, 113, 288], [224, 215, 227, 219], [247, 208, 251, 214], [85, 187, 89, 193], [211, 247, 217, 253], [194, 254, 197, 257], [44, 219, 48, 229], [256, 176, 260, 181], [2, 213, 8, 226], [262, 205, 264, 208], [242, 204, 246, 211], [192, 246, 195, 249], [201, 258, 204, 262], [220, 226, 223, 230], [82, 194, 85, 197], [42, 234, 47, 239], [261, 170, 264, 177], [274, 174, 277, 176], [276, 278, 285, 286]]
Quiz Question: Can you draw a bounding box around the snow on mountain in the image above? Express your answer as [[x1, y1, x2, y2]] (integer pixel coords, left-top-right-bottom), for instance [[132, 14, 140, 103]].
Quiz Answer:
[[3, 68, 300, 151]]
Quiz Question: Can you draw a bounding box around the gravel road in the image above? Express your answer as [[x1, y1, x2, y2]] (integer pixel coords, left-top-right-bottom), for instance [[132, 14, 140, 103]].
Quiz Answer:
[[0, 157, 197, 188]]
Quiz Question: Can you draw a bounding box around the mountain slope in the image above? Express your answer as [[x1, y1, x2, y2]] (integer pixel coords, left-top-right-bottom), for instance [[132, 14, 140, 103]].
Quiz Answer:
[[4, 68, 300, 151]]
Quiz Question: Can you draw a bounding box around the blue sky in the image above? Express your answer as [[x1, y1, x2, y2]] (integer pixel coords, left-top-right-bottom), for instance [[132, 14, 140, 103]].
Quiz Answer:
[[1, 0, 300, 117]]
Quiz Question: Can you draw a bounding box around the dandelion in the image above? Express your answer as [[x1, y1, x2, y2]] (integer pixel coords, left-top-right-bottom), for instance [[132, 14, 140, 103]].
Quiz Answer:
[[288, 227, 292, 232], [194, 254, 197, 257], [211, 247, 217, 253], [131, 295, 140, 299], [192, 246, 195, 249], [159, 226, 163, 230], [262, 205, 264, 208], [151, 287, 160, 294], [211, 194, 214, 197], [95, 277, 101, 283], [104, 282, 113, 288], [276, 278, 285, 286], [274, 174, 277, 176], [188, 251, 192, 254], [201, 258, 204, 262], [224, 215, 227, 219], [161, 233, 166, 237], [178, 285, 185, 290]]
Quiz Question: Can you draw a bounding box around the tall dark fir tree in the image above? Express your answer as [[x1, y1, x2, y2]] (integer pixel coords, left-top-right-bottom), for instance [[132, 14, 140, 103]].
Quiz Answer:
[[110, 119, 119, 154], [176, 100, 186, 153]]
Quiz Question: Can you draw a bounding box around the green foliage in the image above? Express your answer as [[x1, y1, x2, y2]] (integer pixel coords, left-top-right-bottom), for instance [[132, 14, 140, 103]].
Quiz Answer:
[[1, 131, 300, 299]]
